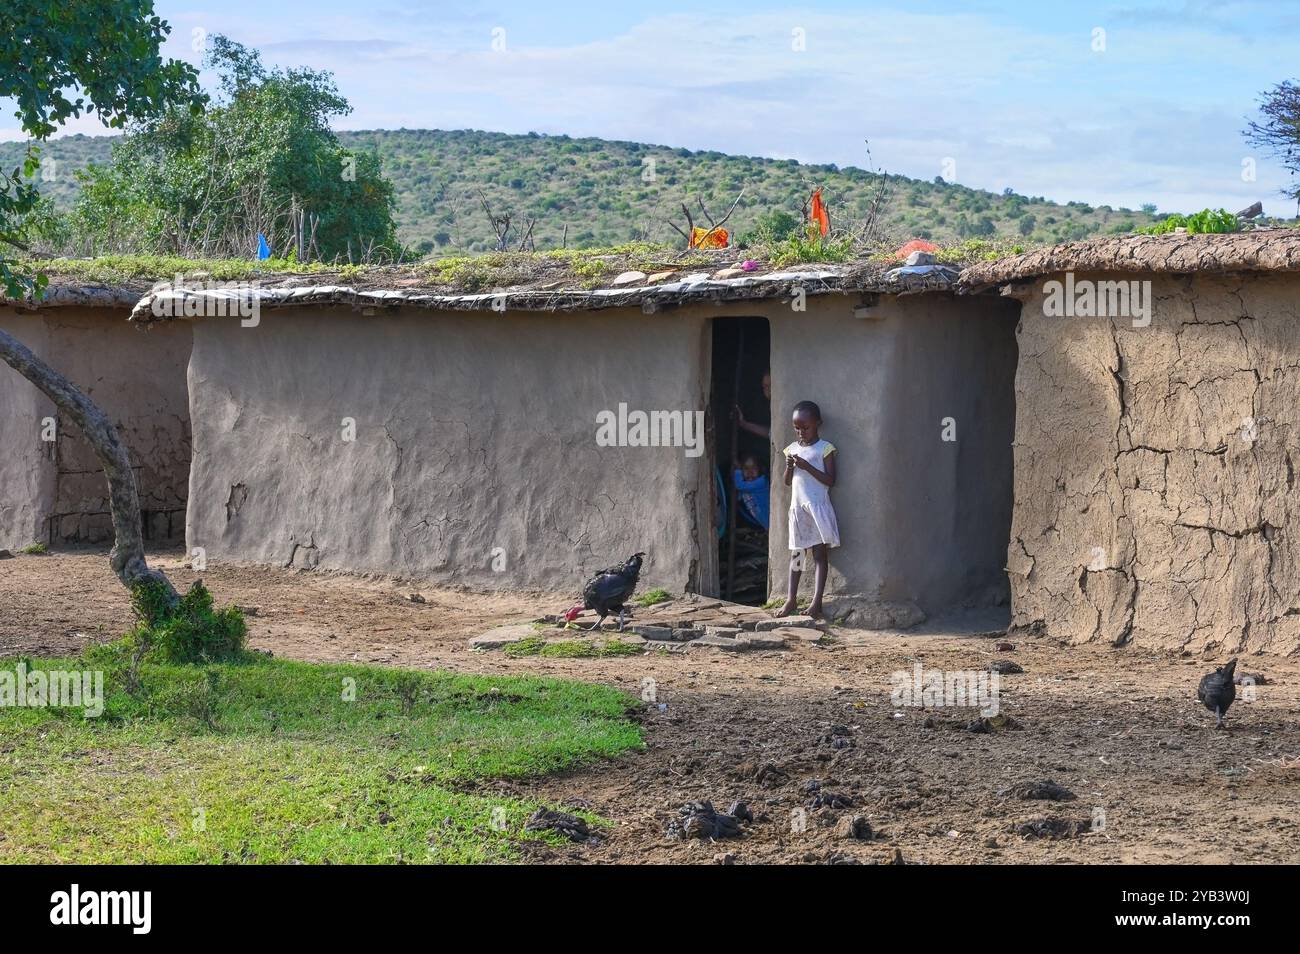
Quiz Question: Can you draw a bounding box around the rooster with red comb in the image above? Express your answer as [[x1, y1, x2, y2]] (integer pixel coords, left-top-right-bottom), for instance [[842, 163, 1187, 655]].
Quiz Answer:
[[563, 552, 645, 631]]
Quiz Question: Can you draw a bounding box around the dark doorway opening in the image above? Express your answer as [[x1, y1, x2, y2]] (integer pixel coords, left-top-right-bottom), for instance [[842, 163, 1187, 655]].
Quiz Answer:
[[710, 316, 771, 605]]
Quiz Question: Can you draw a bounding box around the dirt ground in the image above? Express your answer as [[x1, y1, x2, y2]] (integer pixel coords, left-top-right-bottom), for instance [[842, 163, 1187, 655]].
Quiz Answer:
[[3, 546, 1299, 865]]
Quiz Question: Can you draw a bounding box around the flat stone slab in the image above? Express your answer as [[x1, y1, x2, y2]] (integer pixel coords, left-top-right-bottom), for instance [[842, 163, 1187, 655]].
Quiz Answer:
[[737, 633, 790, 650], [527, 595, 817, 654], [680, 599, 723, 611], [753, 615, 823, 631], [686, 632, 789, 651], [469, 624, 536, 650], [628, 624, 675, 641], [686, 634, 742, 649], [703, 625, 742, 638], [773, 626, 825, 643]]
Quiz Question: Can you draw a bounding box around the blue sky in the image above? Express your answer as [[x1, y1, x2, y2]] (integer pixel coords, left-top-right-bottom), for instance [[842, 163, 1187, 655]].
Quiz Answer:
[[8, 0, 1299, 214]]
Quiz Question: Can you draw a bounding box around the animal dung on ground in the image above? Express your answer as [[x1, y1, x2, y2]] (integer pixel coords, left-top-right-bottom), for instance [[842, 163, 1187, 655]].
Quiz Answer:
[[808, 791, 855, 810], [524, 808, 590, 842], [1003, 780, 1077, 802], [753, 762, 790, 788], [967, 715, 1022, 733], [666, 801, 744, 840], [727, 800, 754, 823], [1013, 816, 1090, 840], [836, 815, 873, 840]]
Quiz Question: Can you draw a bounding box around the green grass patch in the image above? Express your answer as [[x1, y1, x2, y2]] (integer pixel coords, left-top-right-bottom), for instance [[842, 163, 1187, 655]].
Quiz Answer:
[[0, 653, 641, 863], [505, 636, 642, 659], [634, 588, 672, 607], [16, 543, 48, 555]]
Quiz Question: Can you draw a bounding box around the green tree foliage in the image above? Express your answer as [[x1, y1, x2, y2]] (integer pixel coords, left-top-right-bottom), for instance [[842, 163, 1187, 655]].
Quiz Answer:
[[71, 36, 397, 261], [0, 0, 202, 295], [738, 209, 801, 246]]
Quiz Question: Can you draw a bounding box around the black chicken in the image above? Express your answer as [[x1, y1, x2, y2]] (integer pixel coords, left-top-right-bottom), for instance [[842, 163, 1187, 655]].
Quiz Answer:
[[1197, 658, 1238, 729], [563, 553, 645, 631]]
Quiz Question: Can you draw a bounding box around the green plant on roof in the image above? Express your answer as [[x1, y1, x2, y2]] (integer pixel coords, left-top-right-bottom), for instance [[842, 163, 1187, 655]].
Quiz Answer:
[[30, 254, 344, 285], [932, 238, 1027, 265], [1138, 208, 1238, 235], [760, 225, 856, 268]]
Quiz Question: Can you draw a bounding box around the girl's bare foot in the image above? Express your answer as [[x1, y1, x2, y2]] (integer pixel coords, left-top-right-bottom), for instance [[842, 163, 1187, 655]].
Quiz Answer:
[[773, 599, 798, 618], [807, 602, 824, 621]]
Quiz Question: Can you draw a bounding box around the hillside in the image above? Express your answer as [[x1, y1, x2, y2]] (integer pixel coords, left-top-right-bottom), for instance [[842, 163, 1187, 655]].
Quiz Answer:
[[3, 129, 1162, 254]]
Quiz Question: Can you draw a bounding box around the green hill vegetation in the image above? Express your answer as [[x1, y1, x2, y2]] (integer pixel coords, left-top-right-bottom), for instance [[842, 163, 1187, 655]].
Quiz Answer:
[[1, 128, 1169, 256]]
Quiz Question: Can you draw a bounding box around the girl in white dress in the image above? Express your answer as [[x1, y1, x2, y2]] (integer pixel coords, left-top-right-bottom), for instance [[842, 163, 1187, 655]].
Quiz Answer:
[[775, 400, 839, 620]]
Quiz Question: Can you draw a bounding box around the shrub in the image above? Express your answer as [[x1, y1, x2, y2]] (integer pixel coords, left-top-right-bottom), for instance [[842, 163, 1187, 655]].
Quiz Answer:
[[128, 580, 248, 665], [737, 210, 800, 247]]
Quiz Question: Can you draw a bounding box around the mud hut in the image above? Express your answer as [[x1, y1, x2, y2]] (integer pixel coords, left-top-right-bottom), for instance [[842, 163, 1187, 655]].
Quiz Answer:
[[1, 283, 192, 549], [962, 231, 1300, 654], [129, 256, 1020, 623]]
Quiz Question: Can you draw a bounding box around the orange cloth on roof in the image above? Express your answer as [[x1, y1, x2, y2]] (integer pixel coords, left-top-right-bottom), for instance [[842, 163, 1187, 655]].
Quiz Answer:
[[809, 188, 830, 236], [894, 239, 939, 259], [689, 226, 729, 249]]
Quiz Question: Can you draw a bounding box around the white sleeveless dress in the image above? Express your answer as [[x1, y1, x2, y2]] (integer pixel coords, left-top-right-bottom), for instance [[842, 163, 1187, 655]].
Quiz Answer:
[[784, 438, 840, 549]]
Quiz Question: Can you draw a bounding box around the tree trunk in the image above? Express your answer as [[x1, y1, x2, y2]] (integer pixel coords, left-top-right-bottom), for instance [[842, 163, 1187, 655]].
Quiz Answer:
[[0, 326, 178, 603]]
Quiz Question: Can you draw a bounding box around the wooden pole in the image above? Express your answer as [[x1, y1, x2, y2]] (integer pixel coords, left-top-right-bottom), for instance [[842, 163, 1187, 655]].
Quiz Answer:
[[725, 325, 745, 600]]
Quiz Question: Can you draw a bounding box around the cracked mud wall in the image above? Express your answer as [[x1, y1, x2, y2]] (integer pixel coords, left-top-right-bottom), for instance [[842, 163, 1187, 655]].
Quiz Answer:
[[1, 307, 193, 547], [0, 310, 56, 549], [1009, 272, 1300, 655], [186, 305, 712, 593], [763, 293, 1018, 621]]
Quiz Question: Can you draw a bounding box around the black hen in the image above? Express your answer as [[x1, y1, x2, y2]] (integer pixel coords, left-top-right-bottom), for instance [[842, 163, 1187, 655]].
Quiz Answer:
[[564, 552, 645, 631], [1197, 658, 1238, 729]]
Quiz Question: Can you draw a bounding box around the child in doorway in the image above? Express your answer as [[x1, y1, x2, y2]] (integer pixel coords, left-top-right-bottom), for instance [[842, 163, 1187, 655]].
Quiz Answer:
[[775, 400, 838, 620], [733, 453, 770, 530]]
